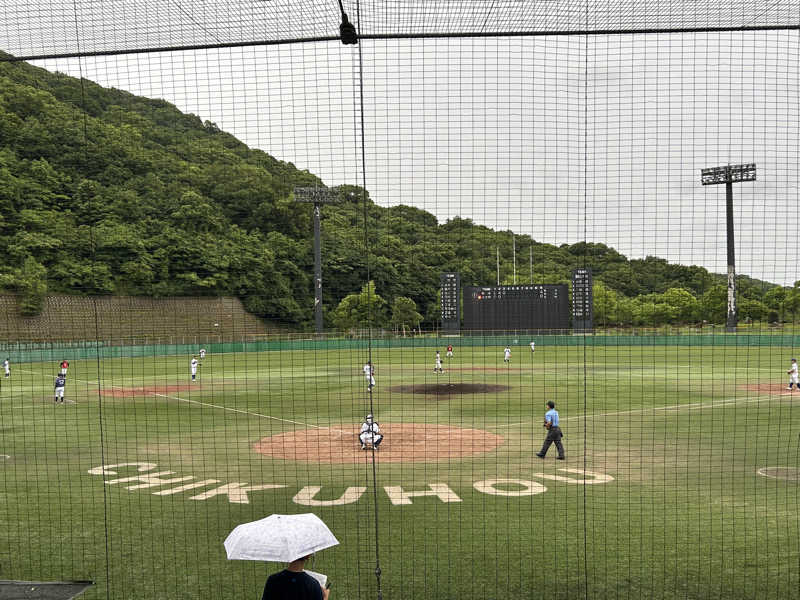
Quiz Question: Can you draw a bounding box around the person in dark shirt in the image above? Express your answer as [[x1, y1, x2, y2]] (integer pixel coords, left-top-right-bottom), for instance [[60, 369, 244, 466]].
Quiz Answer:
[[262, 554, 329, 600], [54, 374, 67, 404]]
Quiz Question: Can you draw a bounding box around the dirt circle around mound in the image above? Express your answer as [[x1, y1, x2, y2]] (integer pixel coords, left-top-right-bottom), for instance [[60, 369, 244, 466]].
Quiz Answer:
[[758, 467, 800, 481], [253, 423, 504, 463], [389, 382, 510, 395], [100, 385, 198, 398]]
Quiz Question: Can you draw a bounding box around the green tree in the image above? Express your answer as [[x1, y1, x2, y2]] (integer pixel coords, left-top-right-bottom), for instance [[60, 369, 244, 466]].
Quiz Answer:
[[17, 256, 48, 316], [331, 281, 387, 331], [699, 285, 727, 324], [390, 296, 423, 335], [593, 281, 621, 326], [660, 288, 700, 323]]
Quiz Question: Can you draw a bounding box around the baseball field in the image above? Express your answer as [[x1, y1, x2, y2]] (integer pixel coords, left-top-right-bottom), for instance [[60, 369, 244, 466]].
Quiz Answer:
[[1, 340, 799, 599]]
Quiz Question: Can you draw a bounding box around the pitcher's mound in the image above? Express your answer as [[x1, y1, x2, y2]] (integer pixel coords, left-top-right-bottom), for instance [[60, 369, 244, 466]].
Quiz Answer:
[[389, 383, 509, 395], [253, 423, 504, 463]]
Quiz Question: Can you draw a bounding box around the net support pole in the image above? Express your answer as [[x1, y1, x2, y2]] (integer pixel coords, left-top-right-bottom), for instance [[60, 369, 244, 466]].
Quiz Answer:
[[294, 187, 341, 335], [700, 163, 756, 333], [725, 181, 736, 332], [313, 202, 323, 334]]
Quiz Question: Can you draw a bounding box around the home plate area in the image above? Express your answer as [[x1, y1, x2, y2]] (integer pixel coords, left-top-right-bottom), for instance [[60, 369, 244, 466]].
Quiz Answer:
[[253, 423, 504, 463]]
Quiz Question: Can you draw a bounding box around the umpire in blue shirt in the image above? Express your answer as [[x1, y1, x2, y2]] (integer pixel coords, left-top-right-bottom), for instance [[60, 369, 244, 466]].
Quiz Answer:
[[536, 400, 565, 460]]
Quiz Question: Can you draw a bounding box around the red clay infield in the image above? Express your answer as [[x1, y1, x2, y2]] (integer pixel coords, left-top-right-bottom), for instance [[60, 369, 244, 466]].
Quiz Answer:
[[100, 385, 198, 397], [742, 383, 800, 395], [253, 423, 504, 463]]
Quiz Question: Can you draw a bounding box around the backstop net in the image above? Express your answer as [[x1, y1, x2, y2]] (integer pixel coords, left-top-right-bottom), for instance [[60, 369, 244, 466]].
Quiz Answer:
[[0, 2, 799, 599]]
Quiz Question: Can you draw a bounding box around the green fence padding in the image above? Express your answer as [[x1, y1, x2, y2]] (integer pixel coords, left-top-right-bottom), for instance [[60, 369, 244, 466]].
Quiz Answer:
[[2, 333, 800, 363]]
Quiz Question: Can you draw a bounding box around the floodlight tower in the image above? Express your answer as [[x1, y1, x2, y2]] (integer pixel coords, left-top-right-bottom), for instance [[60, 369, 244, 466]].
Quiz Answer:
[[700, 163, 757, 332], [294, 187, 341, 334]]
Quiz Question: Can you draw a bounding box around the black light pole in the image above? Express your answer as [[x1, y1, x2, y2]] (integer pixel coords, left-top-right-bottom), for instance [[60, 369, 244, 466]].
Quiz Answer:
[[294, 187, 341, 334], [700, 163, 757, 332]]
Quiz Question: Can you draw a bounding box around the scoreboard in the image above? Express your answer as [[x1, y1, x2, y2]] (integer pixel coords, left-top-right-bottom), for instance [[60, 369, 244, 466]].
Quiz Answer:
[[462, 284, 569, 332], [571, 268, 593, 332], [440, 272, 461, 333]]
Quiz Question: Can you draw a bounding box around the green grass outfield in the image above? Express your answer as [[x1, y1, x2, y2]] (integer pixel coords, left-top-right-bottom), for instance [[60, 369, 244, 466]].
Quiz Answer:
[[1, 343, 799, 599]]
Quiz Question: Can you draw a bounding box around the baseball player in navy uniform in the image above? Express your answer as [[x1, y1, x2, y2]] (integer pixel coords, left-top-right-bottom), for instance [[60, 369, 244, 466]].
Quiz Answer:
[[54, 374, 67, 403]]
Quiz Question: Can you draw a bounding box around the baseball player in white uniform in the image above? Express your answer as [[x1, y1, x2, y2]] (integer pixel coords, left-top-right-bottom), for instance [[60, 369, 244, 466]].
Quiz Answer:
[[359, 414, 383, 450], [3, 357, 9, 378], [530, 340, 536, 353], [504, 346, 511, 363], [199, 348, 206, 360], [363, 360, 375, 390], [787, 358, 799, 390], [434, 351, 443, 374], [191, 356, 198, 381]]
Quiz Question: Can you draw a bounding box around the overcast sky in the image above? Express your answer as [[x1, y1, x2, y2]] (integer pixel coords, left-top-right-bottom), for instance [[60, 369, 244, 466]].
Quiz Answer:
[[36, 30, 800, 286]]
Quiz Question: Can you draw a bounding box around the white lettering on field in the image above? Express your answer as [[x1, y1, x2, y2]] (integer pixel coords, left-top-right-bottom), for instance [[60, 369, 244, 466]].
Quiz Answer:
[[293, 486, 367, 506], [383, 483, 461, 506], [153, 480, 221, 496], [105, 471, 195, 490], [532, 469, 614, 484], [189, 483, 286, 504], [87, 463, 158, 476], [474, 479, 547, 496]]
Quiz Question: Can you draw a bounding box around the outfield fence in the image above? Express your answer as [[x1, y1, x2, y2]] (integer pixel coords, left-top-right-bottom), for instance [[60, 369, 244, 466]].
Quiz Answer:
[[5, 334, 800, 365]]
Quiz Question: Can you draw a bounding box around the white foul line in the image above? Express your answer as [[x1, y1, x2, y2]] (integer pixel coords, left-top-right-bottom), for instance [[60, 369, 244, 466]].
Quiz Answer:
[[14, 367, 350, 434], [490, 393, 784, 429], [150, 392, 351, 434]]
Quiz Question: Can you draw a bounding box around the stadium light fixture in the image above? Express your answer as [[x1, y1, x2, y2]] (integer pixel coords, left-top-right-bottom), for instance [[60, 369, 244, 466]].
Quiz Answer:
[[294, 187, 341, 334], [700, 163, 757, 332]]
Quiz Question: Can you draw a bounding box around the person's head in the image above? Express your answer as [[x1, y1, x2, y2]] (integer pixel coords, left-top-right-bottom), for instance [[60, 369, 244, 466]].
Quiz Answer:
[[366, 413, 373, 423], [546, 400, 555, 409], [287, 554, 313, 570], [793, 358, 797, 363]]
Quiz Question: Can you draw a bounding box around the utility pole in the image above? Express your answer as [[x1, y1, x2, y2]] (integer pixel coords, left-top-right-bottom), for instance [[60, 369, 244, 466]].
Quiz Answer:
[[529, 244, 533, 283], [294, 187, 342, 334], [700, 163, 756, 332], [512, 235, 516, 285]]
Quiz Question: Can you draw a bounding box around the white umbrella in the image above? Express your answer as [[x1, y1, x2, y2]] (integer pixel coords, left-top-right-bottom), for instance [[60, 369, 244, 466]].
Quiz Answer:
[[224, 513, 339, 562]]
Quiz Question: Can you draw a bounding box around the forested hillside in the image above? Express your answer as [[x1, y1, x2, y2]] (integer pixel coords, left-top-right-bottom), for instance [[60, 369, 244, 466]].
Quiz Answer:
[[0, 53, 791, 330]]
